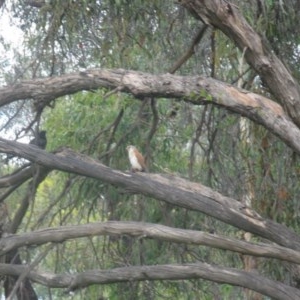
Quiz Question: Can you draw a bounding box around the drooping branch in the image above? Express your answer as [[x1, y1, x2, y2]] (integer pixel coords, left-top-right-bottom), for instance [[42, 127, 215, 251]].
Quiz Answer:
[[1, 221, 300, 264], [0, 262, 299, 299], [1, 140, 300, 250], [1, 69, 300, 154], [179, 0, 300, 127]]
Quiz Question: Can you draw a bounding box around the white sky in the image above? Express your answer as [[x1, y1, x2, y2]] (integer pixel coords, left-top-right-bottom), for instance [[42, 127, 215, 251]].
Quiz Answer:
[[0, 5, 23, 46], [0, 7, 27, 141], [0, 6, 24, 84]]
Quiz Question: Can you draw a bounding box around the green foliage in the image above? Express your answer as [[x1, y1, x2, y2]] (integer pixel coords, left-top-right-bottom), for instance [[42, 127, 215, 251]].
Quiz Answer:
[[1, 0, 300, 299]]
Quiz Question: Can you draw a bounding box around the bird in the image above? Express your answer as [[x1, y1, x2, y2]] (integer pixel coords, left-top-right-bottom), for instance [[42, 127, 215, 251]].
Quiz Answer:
[[4, 131, 47, 164], [29, 130, 47, 149], [126, 145, 147, 172]]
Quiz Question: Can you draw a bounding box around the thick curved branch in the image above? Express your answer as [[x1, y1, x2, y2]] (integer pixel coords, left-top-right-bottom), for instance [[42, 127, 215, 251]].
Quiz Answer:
[[1, 69, 300, 154], [1, 221, 300, 264], [0, 262, 299, 299], [179, 0, 300, 126], [0, 165, 34, 188], [0, 69, 122, 107], [0, 140, 300, 250]]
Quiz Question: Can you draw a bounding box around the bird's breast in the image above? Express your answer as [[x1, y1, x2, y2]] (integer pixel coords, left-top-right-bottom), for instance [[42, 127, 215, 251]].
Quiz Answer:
[[129, 150, 142, 169]]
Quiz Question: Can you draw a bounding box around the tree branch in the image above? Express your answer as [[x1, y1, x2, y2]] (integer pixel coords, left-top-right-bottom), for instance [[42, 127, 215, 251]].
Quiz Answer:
[[1, 221, 300, 264], [8, 166, 50, 234], [0, 262, 299, 299], [1, 69, 299, 154], [179, 0, 300, 127], [0, 165, 34, 188], [168, 25, 208, 74], [0, 141, 300, 250]]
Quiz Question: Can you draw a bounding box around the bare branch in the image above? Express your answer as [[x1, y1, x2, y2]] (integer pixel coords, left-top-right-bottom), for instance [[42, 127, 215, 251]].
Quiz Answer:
[[8, 166, 50, 234], [179, 0, 300, 126], [0, 262, 299, 299], [1, 69, 300, 155], [0, 141, 300, 250], [0, 165, 34, 188], [1, 221, 300, 264], [168, 25, 208, 74], [24, 0, 45, 8]]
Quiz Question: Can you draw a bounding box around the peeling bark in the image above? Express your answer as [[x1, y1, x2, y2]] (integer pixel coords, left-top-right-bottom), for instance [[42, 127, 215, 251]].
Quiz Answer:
[[0, 69, 300, 154], [179, 0, 300, 127]]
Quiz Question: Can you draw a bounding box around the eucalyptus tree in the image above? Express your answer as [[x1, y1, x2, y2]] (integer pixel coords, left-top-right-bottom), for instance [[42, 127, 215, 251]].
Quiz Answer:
[[1, 0, 300, 299]]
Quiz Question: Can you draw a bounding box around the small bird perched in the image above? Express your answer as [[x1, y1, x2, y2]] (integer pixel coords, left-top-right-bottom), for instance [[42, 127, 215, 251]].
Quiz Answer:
[[126, 145, 147, 172], [4, 131, 47, 164], [30, 130, 47, 149]]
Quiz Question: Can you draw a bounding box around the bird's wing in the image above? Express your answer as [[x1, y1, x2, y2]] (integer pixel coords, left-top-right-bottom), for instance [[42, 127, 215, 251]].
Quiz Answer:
[[135, 149, 147, 170]]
